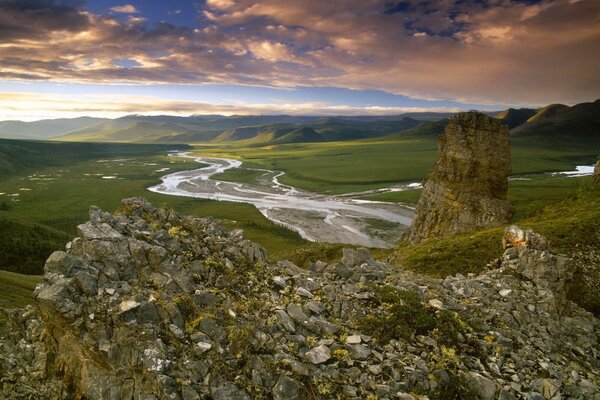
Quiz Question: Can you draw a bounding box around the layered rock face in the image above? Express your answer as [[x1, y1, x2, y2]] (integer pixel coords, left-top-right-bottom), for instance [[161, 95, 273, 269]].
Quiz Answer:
[[408, 112, 514, 244], [1, 200, 598, 399]]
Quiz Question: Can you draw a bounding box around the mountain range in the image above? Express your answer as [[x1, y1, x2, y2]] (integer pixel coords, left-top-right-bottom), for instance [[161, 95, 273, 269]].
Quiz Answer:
[[0, 100, 597, 146]]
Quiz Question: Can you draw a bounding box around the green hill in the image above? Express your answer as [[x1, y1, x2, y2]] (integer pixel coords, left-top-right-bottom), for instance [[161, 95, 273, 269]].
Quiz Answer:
[[495, 108, 537, 128], [392, 119, 448, 138], [526, 104, 569, 123], [0, 117, 107, 140], [511, 100, 600, 148]]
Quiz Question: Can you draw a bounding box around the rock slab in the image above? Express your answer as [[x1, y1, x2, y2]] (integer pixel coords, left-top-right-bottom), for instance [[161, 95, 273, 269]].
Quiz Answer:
[[408, 112, 514, 244]]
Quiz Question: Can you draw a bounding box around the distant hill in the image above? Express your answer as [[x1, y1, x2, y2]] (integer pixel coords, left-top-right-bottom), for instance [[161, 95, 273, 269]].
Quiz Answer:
[[385, 100, 600, 149], [56, 115, 423, 144], [0, 117, 108, 140], [511, 99, 600, 148], [0, 102, 597, 145], [495, 108, 537, 129], [526, 104, 569, 123], [392, 119, 449, 138]]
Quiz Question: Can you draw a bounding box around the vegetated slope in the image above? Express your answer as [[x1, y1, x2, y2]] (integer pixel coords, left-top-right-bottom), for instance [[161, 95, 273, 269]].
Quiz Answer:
[[0, 138, 188, 180], [56, 115, 318, 143], [2, 198, 598, 399], [53, 115, 425, 144], [390, 118, 448, 138], [0, 211, 69, 275], [0, 270, 41, 314], [526, 103, 569, 123], [393, 180, 600, 315], [495, 108, 537, 128], [0, 117, 107, 140], [511, 99, 600, 147]]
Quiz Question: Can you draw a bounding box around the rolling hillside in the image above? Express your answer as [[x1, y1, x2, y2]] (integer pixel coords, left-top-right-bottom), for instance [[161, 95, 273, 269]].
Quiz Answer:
[[495, 108, 536, 128], [0, 117, 107, 140], [0, 101, 597, 146], [511, 99, 600, 147]]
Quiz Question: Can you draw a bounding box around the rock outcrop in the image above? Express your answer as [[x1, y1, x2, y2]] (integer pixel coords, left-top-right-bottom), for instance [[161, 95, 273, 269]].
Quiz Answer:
[[593, 158, 600, 185], [1, 200, 598, 399], [408, 112, 514, 244]]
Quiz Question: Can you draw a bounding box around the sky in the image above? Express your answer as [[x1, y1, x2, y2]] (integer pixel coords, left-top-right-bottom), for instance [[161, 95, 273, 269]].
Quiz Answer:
[[0, 0, 598, 121]]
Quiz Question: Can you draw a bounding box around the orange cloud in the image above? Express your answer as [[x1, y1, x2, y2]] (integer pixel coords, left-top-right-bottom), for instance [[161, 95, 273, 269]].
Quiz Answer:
[[0, 0, 598, 106]]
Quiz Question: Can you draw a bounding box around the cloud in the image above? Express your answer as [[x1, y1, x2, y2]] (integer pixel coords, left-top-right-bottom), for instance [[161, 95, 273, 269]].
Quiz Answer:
[[0, 91, 460, 121], [110, 4, 138, 14], [0, 0, 598, 106]]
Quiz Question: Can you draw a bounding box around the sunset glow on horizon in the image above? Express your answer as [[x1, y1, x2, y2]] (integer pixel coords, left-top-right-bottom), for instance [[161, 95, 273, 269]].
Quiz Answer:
[[1, 0, 599, 120]]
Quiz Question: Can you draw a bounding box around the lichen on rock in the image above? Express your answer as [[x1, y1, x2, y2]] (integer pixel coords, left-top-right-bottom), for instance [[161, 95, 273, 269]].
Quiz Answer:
[[408, 112, 515, 244], [1, 200, 598, 399]]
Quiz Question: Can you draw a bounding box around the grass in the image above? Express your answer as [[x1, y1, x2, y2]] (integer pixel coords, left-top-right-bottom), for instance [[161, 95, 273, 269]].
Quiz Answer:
[[392, 179, 600, 314], [360, 175, 588, 221], [0, 136, 597, 312], [191, 136, 598, 195], [0, 145, 306, 275], [212, 167, 269, 185], [359, 189, 422, 204], [0, 270, 42, 324]]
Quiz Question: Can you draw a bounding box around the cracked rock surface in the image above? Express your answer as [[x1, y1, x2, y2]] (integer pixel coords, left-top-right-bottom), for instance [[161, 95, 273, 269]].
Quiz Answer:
[[1, 199, 598, 399]]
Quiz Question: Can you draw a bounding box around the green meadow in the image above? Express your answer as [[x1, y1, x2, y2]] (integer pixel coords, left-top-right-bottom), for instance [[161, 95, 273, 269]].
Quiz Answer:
[[0, 135, 597, 312], [199, 136, 597, 194]]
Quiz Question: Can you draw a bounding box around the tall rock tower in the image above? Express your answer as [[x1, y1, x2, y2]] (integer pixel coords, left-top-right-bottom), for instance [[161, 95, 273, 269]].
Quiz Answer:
[[408, 112, 514, 244]]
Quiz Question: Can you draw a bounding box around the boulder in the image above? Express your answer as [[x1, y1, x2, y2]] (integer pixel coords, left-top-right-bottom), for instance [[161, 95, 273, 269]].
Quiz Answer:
[[408, 112, 514, 244], [1, 199, 598, 400]]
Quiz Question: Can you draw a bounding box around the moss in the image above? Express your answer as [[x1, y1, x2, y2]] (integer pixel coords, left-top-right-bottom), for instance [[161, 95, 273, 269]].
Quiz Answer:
[[358, 286, 477, 347], [358, 286, 437, 343], [429, 371, 482, 400], [392, 183, 600, 315], [184, 312, 216, 335], [226, 323, 256, 357], [393, 227, 503, 278]]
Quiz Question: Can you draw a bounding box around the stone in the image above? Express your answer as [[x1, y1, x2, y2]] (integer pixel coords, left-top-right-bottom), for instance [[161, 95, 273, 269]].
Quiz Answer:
[[408, 112, 514, 244], [503, 225, 549, 251], [428, 299, 443, 309], [531, 379, 559, 399], [468, 372, 497, 400], [212, 382, 250, 400], [287, 303, 309, 324], [295, 287, 314, 298], [275, 310, 296, 333], [345, 334, 362, 344], [44, 251, 86, 275], [119, 300, 141, 313], [2, 197, 598, 400], [347, 344, 371, 360], [73, 271, 98, 295], [272, 276, 287, 289], [272, 376, 301, 400], [305, 344, 331, 364], [77, 222, 123, 241], [195, 342, 212, 355]]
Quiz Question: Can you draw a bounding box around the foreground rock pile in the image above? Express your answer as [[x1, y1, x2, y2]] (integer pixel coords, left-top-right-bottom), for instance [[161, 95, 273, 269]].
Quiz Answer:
[[1, 199, 598, 399], [408, 112, 514, 244]]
